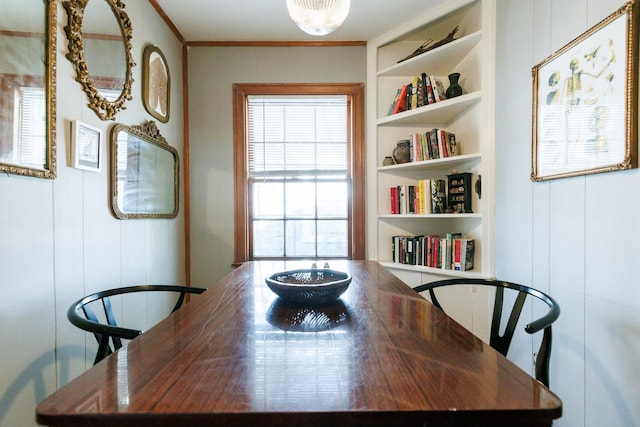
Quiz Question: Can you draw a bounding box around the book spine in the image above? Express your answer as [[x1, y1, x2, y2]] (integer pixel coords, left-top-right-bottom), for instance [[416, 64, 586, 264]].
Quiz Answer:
[[431, 179, 446, 213], [446, 132, 458, 156], [410, 76, 419, 110], [429, 129, 440, 159], [390, 187, 399, 214], [463, 239, 475, 271], [423, 73, 435, 105], [437, 129, 449, 158], [453, 238, 462, 270]]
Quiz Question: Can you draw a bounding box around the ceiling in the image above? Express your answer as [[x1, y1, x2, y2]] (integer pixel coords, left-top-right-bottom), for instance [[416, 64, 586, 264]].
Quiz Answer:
[[154, 0, 445, 42]]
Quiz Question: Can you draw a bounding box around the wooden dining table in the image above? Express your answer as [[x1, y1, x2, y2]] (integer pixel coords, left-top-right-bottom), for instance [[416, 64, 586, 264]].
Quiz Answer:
[[36, 260, 562, 427]]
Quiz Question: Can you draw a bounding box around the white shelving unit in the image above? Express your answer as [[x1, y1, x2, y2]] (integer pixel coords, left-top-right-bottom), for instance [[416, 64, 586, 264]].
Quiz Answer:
[[367, 0, 496, 284]]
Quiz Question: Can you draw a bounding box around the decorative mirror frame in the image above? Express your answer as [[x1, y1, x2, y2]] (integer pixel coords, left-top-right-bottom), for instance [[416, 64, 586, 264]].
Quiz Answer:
[[109, 121, 179, 219], [63, 0, 135, 121], [142, 44, 170, 123], [0, 0, 57, 178]]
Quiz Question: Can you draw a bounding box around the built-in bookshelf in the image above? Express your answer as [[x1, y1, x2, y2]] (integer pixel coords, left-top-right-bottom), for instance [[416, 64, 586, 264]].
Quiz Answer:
[[367, 0, 495, 281]]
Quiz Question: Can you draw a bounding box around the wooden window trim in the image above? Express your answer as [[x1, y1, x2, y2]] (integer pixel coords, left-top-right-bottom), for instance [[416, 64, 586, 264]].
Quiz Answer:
[[233, 83, 365, 264]]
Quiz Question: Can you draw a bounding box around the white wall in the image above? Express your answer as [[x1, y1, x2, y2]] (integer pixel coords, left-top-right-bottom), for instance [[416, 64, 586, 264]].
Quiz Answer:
[[187, 46, 367, 285], [496, 1, 640, 426], [0, 2, 185, 426]]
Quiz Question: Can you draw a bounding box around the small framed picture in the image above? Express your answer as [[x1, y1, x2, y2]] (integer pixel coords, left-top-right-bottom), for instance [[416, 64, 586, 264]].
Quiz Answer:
[[70, 120, 102, 172], [531, 1, 638, 181], [142, 45, 170, 123]]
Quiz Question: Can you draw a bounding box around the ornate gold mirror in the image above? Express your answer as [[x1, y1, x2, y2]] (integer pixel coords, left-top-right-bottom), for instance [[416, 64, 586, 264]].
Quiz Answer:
[[0, 0, 56, 178], [109, 121, 179, 219], [63, 0, 135, 121]]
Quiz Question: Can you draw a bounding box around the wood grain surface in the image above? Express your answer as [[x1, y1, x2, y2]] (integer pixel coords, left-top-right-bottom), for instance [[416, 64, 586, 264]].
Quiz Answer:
[[36, 261, 562, 427]]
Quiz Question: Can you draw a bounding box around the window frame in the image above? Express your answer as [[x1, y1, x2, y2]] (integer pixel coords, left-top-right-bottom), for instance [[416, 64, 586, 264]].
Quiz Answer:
[[233, 83, 365, 264]]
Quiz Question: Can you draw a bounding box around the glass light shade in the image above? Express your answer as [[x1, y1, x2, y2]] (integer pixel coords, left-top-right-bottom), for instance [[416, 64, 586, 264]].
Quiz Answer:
[[286, 0, 351, 36]]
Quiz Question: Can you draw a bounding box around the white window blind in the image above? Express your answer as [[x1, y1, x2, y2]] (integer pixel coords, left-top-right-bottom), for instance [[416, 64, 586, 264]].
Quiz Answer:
[[16, 86, 46, 168], [248, 95, 348, 177]]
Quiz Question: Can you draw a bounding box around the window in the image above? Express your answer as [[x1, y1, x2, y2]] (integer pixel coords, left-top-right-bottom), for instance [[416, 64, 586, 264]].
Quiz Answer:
[[0, 75, 45, 168], [234, 84, 365, 263]]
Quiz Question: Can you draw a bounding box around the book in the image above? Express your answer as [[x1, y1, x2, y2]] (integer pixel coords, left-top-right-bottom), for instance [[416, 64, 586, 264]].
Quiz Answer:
[[399, 185, 407, 214], [390, 186, 399, 214], [431, 179, 446, 213], [428, 128, 440, 159], [430, 75, 447, 102], [453, 238, 463, 270], [419, 179, 431, 214], [392, 85, 409, 114], [453, 239, 475, 271], [462, 239, 475, 271], [408, 185, 415, 214], [436, 129, 448, 158], [446, 132, 458, 156], [422, 72, 435, 105], [387, 88, 402, 115], [416, 77, 425, 107], [410, 76, 419, 110], [443, 232, 462, 270]]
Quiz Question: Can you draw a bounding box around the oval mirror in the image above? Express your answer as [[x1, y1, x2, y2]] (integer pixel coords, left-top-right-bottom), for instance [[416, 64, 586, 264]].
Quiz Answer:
[[0, 0, 56, 178], [109, 121, 179, 219], [63, 0, 135, 121]]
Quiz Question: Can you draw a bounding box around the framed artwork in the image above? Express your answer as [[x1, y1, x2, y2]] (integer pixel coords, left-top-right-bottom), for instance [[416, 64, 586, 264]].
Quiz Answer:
[[531, 1, 638, 181], [70, 120, 102, 172], [142, 45, 170, 123]]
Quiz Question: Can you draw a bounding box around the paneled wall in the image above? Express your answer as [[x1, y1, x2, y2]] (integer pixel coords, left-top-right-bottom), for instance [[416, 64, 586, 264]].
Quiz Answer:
[[187, 46, 367, 286], [495, 1, 640, 426], [0, 2, 185, 426]]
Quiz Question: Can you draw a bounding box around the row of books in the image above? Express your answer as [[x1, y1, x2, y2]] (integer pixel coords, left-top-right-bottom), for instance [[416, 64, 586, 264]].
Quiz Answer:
[[390, 179, 447, 215], [388, 73, 447, 115], [408, 129, 458, 162], [392, 233, 475, 271]]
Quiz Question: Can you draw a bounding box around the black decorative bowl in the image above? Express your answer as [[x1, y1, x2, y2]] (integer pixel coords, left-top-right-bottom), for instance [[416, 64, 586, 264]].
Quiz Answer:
[[265, 269, 352, 304]]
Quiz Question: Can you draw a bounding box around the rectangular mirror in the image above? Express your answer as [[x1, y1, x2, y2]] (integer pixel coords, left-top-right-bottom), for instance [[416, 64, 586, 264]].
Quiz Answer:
[[0, 0, 56, 178], [109, 121, 179, 219]]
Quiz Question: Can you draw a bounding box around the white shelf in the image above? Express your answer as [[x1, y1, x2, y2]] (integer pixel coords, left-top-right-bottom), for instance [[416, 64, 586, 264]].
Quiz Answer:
[[378, 213, 481, 219], [378, 31, 482, 78], [378, 261, 492, 279], [377, 92, 481, 126], [378, 153, 481, 173]]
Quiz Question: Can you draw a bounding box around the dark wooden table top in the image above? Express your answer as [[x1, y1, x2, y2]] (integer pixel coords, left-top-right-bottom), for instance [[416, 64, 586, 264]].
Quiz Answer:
[[36, 260, 562, 427]]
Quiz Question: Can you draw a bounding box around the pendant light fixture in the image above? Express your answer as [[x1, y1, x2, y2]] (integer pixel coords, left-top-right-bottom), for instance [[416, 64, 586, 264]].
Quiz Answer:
[[286, 0, 351, 36]]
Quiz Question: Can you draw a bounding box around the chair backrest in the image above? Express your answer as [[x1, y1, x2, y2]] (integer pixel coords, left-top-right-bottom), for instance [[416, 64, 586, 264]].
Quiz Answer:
[[68, 285, 207, 365], [412, 278, 560, 387]]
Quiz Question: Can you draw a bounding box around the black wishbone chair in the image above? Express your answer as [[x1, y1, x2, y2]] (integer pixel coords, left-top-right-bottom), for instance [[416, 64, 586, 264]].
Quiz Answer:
[[413, 278, 560, 387], [68, 285, 207, 365]]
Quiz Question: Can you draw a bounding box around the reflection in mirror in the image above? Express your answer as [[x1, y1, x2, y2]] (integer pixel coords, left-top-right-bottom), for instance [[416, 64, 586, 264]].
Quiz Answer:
[[0, 0, 56, 178], [110, 121, 179, 219], [63, 0, 135, 121], [82, 0, 126, 99]]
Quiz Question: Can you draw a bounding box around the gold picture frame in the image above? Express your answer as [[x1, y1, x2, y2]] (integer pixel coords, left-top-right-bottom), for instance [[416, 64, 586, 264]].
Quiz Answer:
[[531, 1, 638, 181], [70, 120, 102, 172], [142, 45, 170, 123]]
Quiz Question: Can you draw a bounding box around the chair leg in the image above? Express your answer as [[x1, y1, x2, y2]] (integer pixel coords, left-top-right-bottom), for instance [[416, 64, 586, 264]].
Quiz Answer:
[[94, 335, 112, 365]]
